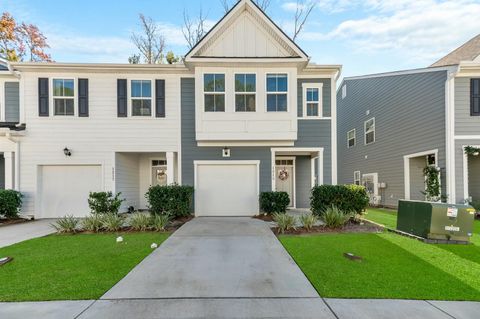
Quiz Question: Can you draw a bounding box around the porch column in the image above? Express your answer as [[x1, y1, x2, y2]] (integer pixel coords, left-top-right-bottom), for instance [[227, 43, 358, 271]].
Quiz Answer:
[[4, 152, 14, 189], [318, 151, 323, 185], [166, 152, 175, 185]]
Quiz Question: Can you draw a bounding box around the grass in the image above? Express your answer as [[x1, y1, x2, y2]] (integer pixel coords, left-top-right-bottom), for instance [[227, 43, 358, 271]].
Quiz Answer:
[[280, 208, 480, 300], [0, 232, 169, 301]]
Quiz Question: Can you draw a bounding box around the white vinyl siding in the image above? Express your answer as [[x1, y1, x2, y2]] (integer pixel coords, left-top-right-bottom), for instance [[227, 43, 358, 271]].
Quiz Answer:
[[266, 73, 288, 112], [204, 74, 225, 112], [53, 79, 75, 116], [364, 117, 375, 145], [347, 129, 356, 148]]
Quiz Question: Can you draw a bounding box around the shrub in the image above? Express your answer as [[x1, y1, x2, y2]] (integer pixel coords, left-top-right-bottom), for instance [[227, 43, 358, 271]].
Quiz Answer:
[[129, 213, 151, 231], [299, 213, 317, 231], [102, 214, 124, 232], [146, 184, 194, 218], [82, 214, 104, 232], [259, 192, 290, 215], [322, 206, 352, 229], [470, 200, 480, 212], [310, 185, 369, 216], [0, 190, 23, 219], [52, 215, 79, 233], [273, 213, 297, 234], [151, 214, 170, 232], [88, 192, 125, 215]]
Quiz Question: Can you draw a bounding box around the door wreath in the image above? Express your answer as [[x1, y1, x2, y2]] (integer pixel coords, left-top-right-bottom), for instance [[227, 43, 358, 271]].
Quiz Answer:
[[278, 169, 289, 181]]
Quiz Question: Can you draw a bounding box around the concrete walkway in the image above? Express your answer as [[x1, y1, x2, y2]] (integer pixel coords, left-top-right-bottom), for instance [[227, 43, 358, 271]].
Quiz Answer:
[[0, 219, 56, 248]]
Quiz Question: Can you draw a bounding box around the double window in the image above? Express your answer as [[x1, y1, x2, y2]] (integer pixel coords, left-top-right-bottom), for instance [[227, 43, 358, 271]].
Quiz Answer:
[[266, 74, 288, 112], [364, 118, 375, 145], [347, 129, 356, 148], [204, 74, 225, 112], [131, 80, 152, 116], [235, 74, 256, 112], [471, 79, 480, 116], [53, 79, 74, 116]]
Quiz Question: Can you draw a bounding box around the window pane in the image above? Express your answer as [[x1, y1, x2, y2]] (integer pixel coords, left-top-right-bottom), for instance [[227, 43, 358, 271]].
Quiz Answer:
[[63, 80, 74, 97], [131, 80, 142, 97], [215, 95, 225, 112], [277, 75, 287, 92], [474, 97, 480, 114], [246, 94, 256, 112], [267, 94, 277, 112], [311, 88, 319, 101], [349, 139, 355, 147], [204, 74, 215, 92], [235, 94, 246, 111], [142, 81, 151, 97], [267, 75, 277, 92], [215, 74, 225, 92], [235, 74, 245, 92], [54, 99, 65, 115], [366, 119, 375, 132], [205, 94, 215, 112], [53, 79, 63, 96], [245, 74, 256, 92], [307, 103, 318, 116], [366, 132, 375, 144], [132, 99, 151, 116], [473, 79, 480, 96], [277, 94, 287, 111], [65, 99, 74, 115]]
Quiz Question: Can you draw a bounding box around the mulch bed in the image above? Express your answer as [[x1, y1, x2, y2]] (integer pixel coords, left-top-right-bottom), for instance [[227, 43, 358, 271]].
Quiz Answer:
[[0, 218, 31, 227], [253, 214, 274, 222], [272, 220, 384, 236]]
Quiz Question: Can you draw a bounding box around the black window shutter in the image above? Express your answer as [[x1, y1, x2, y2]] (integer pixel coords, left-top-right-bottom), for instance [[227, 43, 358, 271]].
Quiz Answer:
[[155, 79, 165, 118], [117, 79, 127, 117], [471, 79, 480, 116], [38, 78, 49, 117], [78, 79, 89, 117]]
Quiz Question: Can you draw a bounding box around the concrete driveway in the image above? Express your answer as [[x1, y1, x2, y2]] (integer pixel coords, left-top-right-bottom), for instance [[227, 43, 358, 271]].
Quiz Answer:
[[0, 219, 56, 248], [81, 217, 335, 318]]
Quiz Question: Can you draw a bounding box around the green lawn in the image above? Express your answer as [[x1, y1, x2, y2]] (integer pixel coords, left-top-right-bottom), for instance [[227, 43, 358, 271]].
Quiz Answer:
[[0, 232, 169, 301], [280, 232, 480, 300]]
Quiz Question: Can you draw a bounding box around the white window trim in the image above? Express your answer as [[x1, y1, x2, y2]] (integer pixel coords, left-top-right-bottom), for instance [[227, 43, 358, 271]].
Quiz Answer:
[[342, 84, 347, 99], [302, 82, 323, 118], [234, 72, 257, 113], [347, 128, 356, 148], [354, 171, 361, 185], [364, 117, 376, 145], [203, 73, 226, 113], [129, 79, 154, 118], [266, 73, 289, 112], [51, 78, 77, 117]]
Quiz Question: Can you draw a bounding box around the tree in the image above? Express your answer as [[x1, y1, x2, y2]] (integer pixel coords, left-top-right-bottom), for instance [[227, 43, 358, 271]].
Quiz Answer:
[[292, 0, 316, 41], [166, 51, 180, 64], [220, 0, 271, 13], [131, 14, 166, 64], [0, 12, 51, 62], [182, 8, 208, 50], [128, 54, 140, 64]]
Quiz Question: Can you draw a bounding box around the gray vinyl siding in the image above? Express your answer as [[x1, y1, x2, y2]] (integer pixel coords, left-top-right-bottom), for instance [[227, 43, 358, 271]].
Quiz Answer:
[[180, 78, 272, 191], [297, 78, 331, 117], [337, 70, 448, 207], [454, 138, 480, 203], [295, 156, 311, 208], [455, 77, 480, 135], [5, 82, 20, 122], [0, 156, 4, 189]]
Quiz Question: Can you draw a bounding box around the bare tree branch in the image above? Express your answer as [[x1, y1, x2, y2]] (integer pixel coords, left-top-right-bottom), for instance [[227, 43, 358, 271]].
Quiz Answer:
[[293, 0, 316, 41], [182, 8, 208, 50], [131, 14, 166, 64]]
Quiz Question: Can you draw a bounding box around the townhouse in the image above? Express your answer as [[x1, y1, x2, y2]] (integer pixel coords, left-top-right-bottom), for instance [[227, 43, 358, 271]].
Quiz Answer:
[[0, 0, 340, 218], [337, 34, 480, 207]]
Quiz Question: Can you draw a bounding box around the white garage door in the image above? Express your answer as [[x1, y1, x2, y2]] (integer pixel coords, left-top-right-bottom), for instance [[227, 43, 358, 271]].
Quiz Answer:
[[195, 161, 259, 217], [39, 165, 103, 218]]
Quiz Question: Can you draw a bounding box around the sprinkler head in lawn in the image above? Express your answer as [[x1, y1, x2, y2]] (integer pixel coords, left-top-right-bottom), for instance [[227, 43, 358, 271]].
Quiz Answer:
[[344, 253, 363, 262], [0, 257, 13, 266]]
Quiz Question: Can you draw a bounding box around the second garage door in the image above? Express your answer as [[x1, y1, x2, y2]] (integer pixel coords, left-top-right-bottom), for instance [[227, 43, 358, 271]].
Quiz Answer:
[[195, 161, 259, 217], [39, 165, 103, 218]]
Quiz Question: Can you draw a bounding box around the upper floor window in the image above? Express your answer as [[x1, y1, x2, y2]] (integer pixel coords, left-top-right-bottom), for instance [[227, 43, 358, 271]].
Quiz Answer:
[[235, 74, 256, 112], [266, 74, 287, 112], [204, 74, 225, 112], [53, 79, 74, 116], [354, 171, 361, 185], [347, 129, 356, 148], [131, 80, 152, 116], [342, 84, 347, 99], [471, 79, 480, 116], [364, 117, 375, 145], [302, 83, 323, 117]]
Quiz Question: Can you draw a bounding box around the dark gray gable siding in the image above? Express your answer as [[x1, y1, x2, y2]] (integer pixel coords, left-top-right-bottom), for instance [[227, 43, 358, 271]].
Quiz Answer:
[[337, 70, 448, 207], [297, 78, 331, 117], [180, 78, 272, 191], [4, 82, 19, 122]]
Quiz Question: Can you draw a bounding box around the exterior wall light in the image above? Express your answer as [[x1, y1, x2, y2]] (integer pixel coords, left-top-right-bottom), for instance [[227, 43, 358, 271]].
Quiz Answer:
[[64, 147, 72, 157], [222, 147, 231, 158]]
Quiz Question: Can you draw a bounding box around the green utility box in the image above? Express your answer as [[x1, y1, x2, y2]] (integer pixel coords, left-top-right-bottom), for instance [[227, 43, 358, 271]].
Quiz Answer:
[[397, 200, 476, 243]]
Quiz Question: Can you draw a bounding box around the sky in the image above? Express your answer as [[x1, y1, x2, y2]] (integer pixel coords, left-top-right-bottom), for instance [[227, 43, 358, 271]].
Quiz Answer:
[[2, 0, 480, 77]]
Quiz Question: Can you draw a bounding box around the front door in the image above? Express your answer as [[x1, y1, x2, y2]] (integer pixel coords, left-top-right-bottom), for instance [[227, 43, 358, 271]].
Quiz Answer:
[[362, 173, 378, 206], [275, 158, 295, 207], [151, 160, 168, 186]]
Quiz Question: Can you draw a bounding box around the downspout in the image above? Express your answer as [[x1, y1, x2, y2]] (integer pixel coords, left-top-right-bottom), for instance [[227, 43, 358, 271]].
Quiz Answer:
[[445, 66, 459, 204]]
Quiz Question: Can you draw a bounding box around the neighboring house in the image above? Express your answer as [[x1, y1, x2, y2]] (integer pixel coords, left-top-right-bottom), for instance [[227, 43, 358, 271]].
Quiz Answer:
[[1, 0, 340, 218], [337, 34, 480, 207]]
